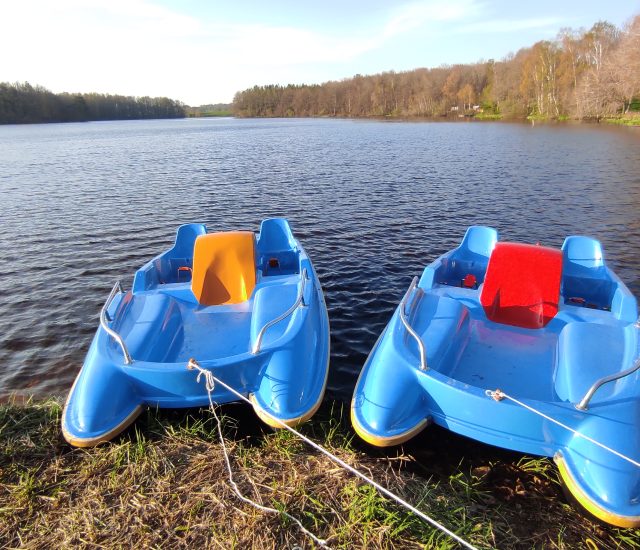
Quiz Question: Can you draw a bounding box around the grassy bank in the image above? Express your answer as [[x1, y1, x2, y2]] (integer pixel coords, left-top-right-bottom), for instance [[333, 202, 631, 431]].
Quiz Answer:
[[1, 399, 636, 548], [473, 113, 503, 121], [187, 110, 233, 118], [604, 115, 640, 126]]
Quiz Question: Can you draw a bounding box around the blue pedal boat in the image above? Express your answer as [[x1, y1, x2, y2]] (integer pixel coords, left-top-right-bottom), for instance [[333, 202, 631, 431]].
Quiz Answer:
[[63, 218, 330, 447], [351, 226, 640, 527]]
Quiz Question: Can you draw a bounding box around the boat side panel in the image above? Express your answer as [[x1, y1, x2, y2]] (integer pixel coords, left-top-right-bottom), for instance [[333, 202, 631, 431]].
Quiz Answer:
[[554, 322, 629, 403], [114, 293, 185, 362], [351, 312, 431, 446], [250, 257, 330, 425], [250, 282, 299, 349]]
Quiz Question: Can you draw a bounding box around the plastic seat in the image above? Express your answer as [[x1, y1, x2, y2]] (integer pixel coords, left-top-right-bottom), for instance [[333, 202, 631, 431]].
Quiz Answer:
[[256, 218, 299, 275], [173, 224, 207, 257], [480, 242, 562, 329], [561, 236, 613, 310], [191, 232, 256, 305], [256, 218, 297, 253], [457, 226, 498, 259], [438, 226, 498, 287], [561, 236, 605, 268]]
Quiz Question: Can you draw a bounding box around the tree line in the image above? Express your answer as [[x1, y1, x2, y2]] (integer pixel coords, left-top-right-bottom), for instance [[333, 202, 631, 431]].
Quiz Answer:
[[0, 82, 186, 124], [233, 16, 640, 120]]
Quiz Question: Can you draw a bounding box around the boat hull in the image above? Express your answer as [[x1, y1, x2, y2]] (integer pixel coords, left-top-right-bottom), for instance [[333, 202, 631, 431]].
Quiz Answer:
[[352, 227, 640, 527], [63, 220, 330, 446]]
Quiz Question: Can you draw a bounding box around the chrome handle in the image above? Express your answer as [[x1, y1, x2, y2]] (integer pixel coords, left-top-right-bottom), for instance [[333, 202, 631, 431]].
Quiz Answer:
[[100, 280, 133, 365], [252, 268, 308, 355], [399, 277, 428, 371], [575, 358, 640, 410]]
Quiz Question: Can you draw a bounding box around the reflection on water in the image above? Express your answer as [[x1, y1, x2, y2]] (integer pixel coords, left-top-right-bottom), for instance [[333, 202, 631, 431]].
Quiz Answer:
[[0, 118, 638, 399]]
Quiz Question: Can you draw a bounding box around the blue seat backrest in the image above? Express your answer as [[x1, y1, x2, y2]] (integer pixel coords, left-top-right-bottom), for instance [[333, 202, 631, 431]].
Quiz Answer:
[[133, 223, 206, 292], [434, 226, 497, 287], [256, 218, 299, 275], [561, 236, 604, 269], [256, 218, 296, 253], [158, 223, 207, 282], [172, 223, 207, 258], [561, 236, 614, 310], [456, 225, 498, 260]]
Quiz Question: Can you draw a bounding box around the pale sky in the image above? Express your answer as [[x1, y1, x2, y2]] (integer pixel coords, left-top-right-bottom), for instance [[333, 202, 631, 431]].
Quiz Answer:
[[2, 0, 639, 105]]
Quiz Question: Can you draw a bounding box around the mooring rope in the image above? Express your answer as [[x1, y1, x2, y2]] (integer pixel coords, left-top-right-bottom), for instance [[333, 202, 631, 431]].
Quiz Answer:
[[190, 363, 330, 547], [188, 358, 478, 550], [486, 388, 640, 469]]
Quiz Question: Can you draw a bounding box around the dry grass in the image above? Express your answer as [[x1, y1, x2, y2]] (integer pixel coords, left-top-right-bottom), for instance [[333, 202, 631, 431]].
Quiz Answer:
[[0, 399, 637, 549]]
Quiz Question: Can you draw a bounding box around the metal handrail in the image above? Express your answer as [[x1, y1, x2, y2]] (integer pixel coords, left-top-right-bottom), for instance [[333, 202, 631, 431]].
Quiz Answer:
[[399, 276, 428, 371], [100, 280, 133, 365], [576, 357, 640, 410], [252, 268, 309, 355]]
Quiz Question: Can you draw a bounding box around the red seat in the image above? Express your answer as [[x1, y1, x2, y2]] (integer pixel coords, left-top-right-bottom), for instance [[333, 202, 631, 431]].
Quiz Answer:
[[480, 242, 562, 329]]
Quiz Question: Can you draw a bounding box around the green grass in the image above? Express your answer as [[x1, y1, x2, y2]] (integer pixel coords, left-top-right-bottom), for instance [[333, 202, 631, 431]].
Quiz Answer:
[[474, 113, 502, 121], [526, 114, 553, 122], [187, 110, 233, 118], [605, 115, 640, 126], [1, 399, 638, 548]]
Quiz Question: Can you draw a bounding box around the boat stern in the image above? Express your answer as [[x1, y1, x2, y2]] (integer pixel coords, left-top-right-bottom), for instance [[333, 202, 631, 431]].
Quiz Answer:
[[351, 323, 431, 447], [555, 405, 640, 528], [62, 343, 142, 447]]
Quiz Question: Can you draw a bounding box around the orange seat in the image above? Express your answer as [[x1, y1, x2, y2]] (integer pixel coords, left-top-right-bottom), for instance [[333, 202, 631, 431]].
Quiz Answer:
[[191, 232, 256, 306]]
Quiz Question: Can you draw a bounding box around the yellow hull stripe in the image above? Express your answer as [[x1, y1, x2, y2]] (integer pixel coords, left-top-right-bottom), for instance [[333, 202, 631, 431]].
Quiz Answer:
[[61, 371, 143, 448], [555, 452, 640, 528], [250, 384, 325, 429], [62, 404, 143, 448], [350, 401, 430, 447]]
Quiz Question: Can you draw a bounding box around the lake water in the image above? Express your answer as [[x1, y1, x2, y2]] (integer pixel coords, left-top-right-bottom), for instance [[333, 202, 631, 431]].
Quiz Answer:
[[0, 118, 638, 400]]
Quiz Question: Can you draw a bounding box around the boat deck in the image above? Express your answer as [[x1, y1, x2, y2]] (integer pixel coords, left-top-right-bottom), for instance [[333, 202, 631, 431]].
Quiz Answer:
[[449, 318, 558, 401], [119, 273, 301, 364], [171, 307, 253, 362], [424, 284, 629, 403]]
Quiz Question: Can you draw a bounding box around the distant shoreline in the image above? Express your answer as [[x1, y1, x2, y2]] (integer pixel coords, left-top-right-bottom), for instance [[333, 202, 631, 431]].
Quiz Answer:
[[233, 113, 640, 126], [2, 113, 639, 127]]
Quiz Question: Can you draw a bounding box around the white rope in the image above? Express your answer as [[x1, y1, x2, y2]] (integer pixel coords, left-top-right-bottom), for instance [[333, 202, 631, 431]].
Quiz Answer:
[[189, 358, 478, 550], [486, 389, 640, 469], [189, 362, 330, 548]]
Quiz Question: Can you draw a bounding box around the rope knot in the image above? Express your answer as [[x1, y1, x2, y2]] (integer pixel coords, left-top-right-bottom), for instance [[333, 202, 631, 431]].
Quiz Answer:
[[486, 388, 505, 401], [187, 358, 216, 401]]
